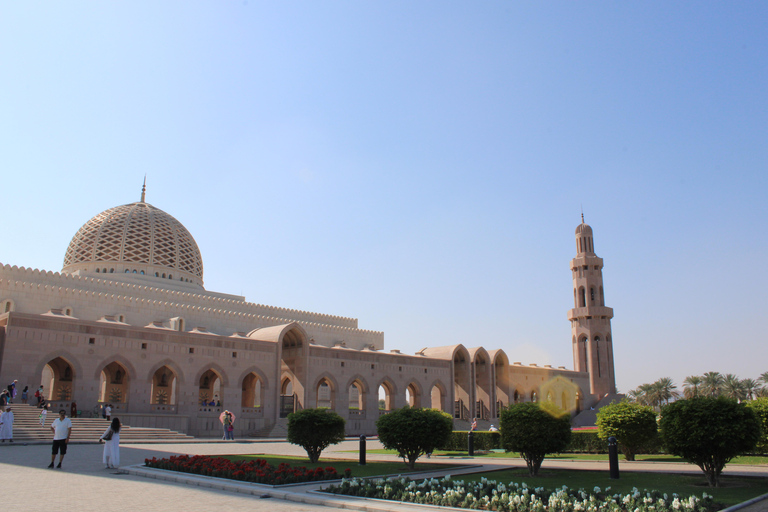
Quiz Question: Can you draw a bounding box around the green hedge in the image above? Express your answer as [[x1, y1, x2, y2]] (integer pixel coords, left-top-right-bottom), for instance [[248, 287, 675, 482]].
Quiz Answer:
[[439, 431, 501, 451], [563, 431, 664, 454], [438, 429, 664, 454]]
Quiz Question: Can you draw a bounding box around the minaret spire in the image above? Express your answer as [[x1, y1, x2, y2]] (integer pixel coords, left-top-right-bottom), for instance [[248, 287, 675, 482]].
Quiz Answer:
[[568, 220, 616, 399], [141, 175, 146, 203]]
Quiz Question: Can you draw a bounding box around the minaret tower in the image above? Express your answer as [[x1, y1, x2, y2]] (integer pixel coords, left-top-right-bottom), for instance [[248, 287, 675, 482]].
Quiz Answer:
[[568, 216, 616, 397]]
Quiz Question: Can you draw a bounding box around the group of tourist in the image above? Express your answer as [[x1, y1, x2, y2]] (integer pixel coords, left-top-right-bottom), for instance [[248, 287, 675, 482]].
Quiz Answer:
[[0, 377, 121, 469]]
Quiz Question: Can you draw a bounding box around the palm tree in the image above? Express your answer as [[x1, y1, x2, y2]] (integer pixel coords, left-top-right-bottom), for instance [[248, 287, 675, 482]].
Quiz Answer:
[[702, 371, 723, 398], [741, 379, 759, 401], [683, 375, 703, 399], [721, 374, 745, 401], [654, 377, 679, 406], [760, 371, 768, 385]]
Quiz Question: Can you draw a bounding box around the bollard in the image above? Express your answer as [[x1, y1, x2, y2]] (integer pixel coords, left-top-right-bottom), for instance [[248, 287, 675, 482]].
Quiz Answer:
[[608, 436, 619, 479], [359, 434, 366, 465], [468, 430, 475, 457]]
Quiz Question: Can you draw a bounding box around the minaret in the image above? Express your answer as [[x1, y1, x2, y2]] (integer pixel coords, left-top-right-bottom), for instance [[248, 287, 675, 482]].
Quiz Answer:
[[568, 216, 616, 397]]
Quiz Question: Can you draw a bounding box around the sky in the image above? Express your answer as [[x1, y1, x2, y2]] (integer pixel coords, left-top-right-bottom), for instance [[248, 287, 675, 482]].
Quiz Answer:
[[1, 2, 766, 395]]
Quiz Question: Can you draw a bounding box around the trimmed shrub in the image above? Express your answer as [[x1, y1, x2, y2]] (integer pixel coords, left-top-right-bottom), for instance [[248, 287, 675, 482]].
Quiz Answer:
[[746, 398, 768, 454], [500, 402, 571, 476], [376, 407, 453, 469], [287, 408, 346, 463], [596, 401, 659, 461], [660, 397, 761, 487]]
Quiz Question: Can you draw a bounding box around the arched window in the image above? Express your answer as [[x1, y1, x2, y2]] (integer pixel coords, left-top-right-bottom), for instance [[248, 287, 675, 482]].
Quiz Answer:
[[595, 336, 601, 377], [590, 287, 595, 303], [579, 287, 586, 307]]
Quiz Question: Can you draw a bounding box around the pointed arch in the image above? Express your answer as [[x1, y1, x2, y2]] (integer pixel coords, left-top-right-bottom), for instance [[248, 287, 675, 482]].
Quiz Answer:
[[193, 362, 229, 388], [92, 354, 137, 380], [428, 379, 448, 411], [236, 366, 270, 391], [146, 359, 185, 385], [405, 379, 423, 408], [34, 351, 83, 382]]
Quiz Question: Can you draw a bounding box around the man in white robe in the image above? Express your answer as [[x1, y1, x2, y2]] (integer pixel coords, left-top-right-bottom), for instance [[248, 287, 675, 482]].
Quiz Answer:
[[0, 407, 14, 442]]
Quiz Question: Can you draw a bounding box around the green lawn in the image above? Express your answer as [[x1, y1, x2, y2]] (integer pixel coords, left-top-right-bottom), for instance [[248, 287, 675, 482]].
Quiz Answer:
[[457, 467, 768, 507], [356, 449, 768, 465], [221, 454, 467, 478]]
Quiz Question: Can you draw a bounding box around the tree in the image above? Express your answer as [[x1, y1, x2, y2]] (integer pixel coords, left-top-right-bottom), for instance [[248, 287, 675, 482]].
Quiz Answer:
[[596, 401, 658, 461], [653, 377, 679, 406], [660, 397, 760, 487], [500, 402, 571, 476], [683, 375, 702, 399], [702, 372, 723, 398], [287, 408, 346, 463], [721, 374, 746, 401], [746, 397, 768, 454], [375, 407, 453, 469], [742, 379, 760, 401]]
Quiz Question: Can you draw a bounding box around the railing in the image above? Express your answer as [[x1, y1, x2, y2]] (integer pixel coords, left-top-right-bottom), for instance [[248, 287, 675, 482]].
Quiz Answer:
[[241, 407, 263, 416], [348, 409, 365, 418], [150, 404, 177, 413], [198, 406, 222, 414], [378, 409, 391, 416]]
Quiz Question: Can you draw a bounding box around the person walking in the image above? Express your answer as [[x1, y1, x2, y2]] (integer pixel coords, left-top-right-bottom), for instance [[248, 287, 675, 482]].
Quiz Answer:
[[36, 386, 44, 406], [0, 406, 14, 443], [49, 410, 72, 469], [219, 410, 235, 440], [470, 417, 478, 431], [21, 386, 29, 404], [99, 417, 121, 469], [105, 404, 112, 421], [39, 404, 49, 426]]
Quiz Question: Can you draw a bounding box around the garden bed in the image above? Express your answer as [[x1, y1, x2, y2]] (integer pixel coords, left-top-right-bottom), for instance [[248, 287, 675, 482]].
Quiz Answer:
[[324, 475, 719, 511], [144, 455, 347, 485]]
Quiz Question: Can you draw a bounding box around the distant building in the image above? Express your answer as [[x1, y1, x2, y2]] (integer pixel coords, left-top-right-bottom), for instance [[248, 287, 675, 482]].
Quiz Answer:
[[0, 188, 615, 436]]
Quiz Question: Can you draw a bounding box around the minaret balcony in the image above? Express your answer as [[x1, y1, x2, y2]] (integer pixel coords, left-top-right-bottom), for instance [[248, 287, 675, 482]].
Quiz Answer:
[[567, 306, 614, 320]]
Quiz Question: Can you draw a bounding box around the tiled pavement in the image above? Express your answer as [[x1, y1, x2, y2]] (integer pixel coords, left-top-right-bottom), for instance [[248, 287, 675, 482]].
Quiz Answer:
[[1, 439, 767, 512]]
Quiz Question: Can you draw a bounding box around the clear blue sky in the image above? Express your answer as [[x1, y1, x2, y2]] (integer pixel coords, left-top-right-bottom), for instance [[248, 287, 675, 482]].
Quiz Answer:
[[2, 2, 766, 394]]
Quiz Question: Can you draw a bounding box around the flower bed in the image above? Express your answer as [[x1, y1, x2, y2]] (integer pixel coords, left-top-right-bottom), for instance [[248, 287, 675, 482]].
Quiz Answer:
[[324, 476, 716, 512], [144, 455, 350, 485]]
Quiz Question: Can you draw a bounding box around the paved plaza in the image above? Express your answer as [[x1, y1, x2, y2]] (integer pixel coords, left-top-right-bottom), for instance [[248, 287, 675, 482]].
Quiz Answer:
[[1, 439, 767, 512]]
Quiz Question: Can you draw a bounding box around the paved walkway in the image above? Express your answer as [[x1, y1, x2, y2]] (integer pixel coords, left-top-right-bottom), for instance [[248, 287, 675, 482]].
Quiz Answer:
[[1, 439, 766, 512]]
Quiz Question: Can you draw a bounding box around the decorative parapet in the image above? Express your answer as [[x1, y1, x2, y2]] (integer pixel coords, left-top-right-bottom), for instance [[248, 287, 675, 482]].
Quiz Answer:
[[0, 263, 384, 348]]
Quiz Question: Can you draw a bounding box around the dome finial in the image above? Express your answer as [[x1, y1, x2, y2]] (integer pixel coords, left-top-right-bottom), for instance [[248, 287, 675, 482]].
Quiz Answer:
[[141, 175, 146, 203], [581, 205, 584, 224]]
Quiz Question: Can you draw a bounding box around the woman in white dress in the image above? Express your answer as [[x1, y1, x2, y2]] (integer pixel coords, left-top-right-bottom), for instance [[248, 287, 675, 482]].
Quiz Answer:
[[99, 417, 120, 468], [0, 407, 13, 442]]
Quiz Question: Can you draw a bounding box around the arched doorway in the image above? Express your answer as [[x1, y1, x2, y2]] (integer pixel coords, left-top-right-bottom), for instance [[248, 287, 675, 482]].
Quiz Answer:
[[378, 380, 395, 413], [453, 349, 471, 419], [473, 350, 492, 420], [430, 382, 447, 411], [348, 378, 366, 417], [316, 377, 335, 410], [99, 361, 129, 410], [241, 372, 264, 409], [405, 382, 421, 408], [41, 357, 75, 401], [198, 369, 222, 407], [150, 366, 177, 409], [492, 351, 510, 418]]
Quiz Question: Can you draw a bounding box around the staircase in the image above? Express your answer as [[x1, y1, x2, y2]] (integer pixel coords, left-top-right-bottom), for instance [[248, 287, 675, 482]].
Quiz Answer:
[[2, 404, 194, 443]]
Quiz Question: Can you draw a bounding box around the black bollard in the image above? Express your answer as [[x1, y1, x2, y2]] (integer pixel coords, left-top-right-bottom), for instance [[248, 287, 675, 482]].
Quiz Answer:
[[468, 430, 475, 457], [359, 434, 366, 465], [608, 436, 619, 479]]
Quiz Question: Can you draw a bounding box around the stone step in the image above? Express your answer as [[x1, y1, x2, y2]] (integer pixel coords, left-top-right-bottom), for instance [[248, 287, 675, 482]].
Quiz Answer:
[[2, 403, 194, 442]]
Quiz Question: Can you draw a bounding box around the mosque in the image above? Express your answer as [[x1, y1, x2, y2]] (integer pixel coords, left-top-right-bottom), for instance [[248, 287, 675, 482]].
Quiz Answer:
[[0, 186, 617, 436]]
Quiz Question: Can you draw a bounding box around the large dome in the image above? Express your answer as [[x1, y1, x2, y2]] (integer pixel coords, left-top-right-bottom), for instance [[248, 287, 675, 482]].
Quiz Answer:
[[62, 201, 204, 286]]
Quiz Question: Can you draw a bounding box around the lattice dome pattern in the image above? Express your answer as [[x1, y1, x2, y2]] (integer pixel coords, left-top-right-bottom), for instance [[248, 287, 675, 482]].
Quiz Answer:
[[63, 202, 204, 284]]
